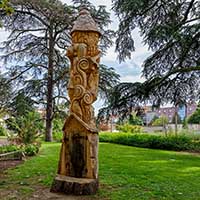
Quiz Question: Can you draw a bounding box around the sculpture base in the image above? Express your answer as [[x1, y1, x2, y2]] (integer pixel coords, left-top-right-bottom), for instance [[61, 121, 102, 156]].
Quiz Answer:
[[50, 174, 98, 195]]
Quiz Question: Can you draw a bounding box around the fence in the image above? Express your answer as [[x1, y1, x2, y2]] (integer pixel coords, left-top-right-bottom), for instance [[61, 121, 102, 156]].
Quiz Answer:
[[0, 150, 23, 161], [144, 124, 200, 133]]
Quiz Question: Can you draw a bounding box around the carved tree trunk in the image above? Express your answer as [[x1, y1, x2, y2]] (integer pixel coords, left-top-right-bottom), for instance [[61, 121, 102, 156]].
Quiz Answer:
[[51, 8, 101, 195]]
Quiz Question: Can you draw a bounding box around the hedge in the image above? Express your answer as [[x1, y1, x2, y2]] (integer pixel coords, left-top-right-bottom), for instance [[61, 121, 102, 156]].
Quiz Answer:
[[99, 132, 200, 152]]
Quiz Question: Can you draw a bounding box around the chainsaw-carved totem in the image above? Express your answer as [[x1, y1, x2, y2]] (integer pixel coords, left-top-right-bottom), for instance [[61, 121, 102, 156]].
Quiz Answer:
[[51, 8, 101, 195]]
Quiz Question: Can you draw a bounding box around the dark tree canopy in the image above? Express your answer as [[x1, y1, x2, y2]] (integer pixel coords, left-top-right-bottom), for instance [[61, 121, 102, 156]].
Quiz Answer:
[[113, 0, 200, 94], [113, 0, 200, 62], [0, 72, 12, 112], [9, 91, 35, 118]]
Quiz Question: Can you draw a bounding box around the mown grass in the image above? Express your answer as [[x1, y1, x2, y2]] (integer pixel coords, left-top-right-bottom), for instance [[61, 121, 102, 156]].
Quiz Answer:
[[0, 142, 200, 200]]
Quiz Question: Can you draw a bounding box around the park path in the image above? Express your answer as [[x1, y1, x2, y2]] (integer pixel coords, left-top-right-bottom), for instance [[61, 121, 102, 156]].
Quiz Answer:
[[1, 187, 99, 200], [29, 188, 96, 200]]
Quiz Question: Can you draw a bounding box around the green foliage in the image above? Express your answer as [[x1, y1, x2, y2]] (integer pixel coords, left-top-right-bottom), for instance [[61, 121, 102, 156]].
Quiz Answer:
[[0, 144, 20, 154], [0, 73, 12, 110], [100, 132, 200, 152], [128, 112, 143, 125], [99, 64, 120, 99], [0, 143, 39, 156], [5, 117, 17, 132], [150, 115, 159, 124], [97, 82, 143, 121], [52, 118, 63, 142], [9, 92, 35, 118], [152, 115, 169, 126], [0, 0, 13, 27], [117, 124, 143, 133], [172, 113, 182, 124], [0, 125, 7, 136], [182, 118, 188, 129], [23, 144, 39, 156], [6, 111, 44, 144], [0, 0, 13, 14], [188, 107, 200, 124]]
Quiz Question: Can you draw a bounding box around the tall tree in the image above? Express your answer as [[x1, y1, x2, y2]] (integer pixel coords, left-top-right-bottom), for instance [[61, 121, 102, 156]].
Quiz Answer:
[[9, 91, 35, 117], [0, 0, 117, 141], [101, 0, 200, 120], [0, 72, 12, 113]]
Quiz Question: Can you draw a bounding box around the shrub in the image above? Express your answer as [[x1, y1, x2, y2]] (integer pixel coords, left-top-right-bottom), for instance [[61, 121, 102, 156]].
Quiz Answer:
[[152, 115, 169, 126], [128, 112, 143, 125], [6, 111, 44, 144], [23, 144, 39, 156], [117, 124, 143, 133], [0, 144, 20, 154], [188, 108, 200, 124], [182, 118, 188, 129], [0, 125, 7, 136], [0, 144, 40, 157], [150, 115, 159, 125], [100, 132, 200, 152], [53, 132, 63, 142], [172, 113, 182, 124], [52, 118, 63, 142]]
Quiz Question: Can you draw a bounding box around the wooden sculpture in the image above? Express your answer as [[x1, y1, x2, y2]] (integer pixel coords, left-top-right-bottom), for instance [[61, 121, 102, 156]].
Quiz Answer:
[[51, 8, 101, 195]]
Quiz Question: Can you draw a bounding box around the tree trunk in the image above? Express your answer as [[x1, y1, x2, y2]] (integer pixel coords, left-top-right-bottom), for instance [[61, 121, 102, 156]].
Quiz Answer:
[[45, 28, 54, 142], [185, 103, 188, 119], [175, 104, 178, 136]]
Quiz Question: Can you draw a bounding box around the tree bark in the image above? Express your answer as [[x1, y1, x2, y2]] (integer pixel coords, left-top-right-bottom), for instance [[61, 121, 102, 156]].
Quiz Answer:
[[185, 103, 188, 119], [175, 104, 178, 136], [45, 27, 54, 142]]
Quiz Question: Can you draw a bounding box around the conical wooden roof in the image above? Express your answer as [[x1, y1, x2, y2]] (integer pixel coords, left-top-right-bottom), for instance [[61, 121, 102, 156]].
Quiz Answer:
[[71, 8, 101, 35]]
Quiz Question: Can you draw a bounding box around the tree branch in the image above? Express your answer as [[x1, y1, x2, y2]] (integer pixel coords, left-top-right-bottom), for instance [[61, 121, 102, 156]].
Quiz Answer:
[[14, 9, 50, 28], [6, 66, 33, 83]]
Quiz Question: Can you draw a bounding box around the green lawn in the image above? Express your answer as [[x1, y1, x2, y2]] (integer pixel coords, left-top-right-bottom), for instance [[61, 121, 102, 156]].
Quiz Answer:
[[0, 142, 200, 200]]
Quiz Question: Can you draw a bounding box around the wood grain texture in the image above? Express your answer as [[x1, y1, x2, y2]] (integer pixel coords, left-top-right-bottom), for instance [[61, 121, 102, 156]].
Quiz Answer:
[[51, 8, 100, 195]]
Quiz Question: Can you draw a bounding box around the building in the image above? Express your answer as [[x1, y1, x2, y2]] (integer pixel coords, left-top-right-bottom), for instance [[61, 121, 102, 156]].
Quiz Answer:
[[145, 103, 197, 124]]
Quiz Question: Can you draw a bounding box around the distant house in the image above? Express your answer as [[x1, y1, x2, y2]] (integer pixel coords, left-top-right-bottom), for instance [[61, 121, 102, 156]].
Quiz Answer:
[[144, 103, 197, 124], [98, 103, 197, 129]]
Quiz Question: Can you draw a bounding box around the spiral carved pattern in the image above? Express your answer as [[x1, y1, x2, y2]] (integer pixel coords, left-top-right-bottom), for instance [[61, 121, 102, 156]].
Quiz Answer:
[[67, 35, 100, 127], [74, 85, 85, 99], [74, 75, 83, 85], [83, 92, 93, 105], [79, 58, 90, 71]]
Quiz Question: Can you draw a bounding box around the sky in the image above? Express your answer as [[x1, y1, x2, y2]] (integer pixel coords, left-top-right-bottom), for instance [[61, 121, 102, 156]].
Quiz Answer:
[[0, 0, 152, 112]]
